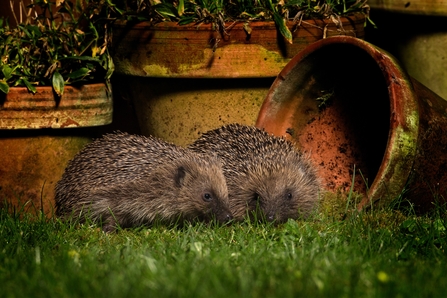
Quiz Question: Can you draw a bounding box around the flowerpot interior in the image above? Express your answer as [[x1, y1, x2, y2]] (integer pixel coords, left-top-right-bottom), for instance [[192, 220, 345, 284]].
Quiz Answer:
[[256, 36, 420, 209]]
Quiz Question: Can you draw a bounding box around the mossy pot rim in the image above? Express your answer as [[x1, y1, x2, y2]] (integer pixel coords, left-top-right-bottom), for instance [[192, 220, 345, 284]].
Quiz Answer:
[[111, 13, 366, 78], [0, 82, 113, 129]]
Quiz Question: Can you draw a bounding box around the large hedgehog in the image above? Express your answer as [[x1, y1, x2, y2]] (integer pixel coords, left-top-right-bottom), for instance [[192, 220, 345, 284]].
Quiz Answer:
[[55, 131, 232, 232], [188, 123, 320, 222]]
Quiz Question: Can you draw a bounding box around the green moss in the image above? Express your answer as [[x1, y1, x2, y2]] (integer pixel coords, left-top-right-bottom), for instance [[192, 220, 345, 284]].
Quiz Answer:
[[143, 64, 171, 76]]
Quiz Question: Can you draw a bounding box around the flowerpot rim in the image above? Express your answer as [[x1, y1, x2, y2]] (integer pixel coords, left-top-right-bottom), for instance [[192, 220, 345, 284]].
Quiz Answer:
[[111, 15, 366, 78], [113, 12, 367, 29], [0, 82, 113, 129], [4, 82, 110, 92]]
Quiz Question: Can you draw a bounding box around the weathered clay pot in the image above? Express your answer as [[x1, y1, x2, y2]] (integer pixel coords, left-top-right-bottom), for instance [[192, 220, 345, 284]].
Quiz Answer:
[[112, 15, 365, 146], [0, 83, 113, 217], [365, 2, 447, 100], [256, 36, 447, 213], [0, 83, 112, 129], [367, 0, 447, 15]]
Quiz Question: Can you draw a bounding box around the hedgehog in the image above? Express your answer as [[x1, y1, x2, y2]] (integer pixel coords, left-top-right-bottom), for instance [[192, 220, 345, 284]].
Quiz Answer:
[[55, 131, 232, 232], [188, 123, 320, 222]]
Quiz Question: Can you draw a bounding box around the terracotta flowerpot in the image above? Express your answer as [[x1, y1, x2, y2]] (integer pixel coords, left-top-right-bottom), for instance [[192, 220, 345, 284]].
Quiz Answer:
[[0, 83, 113, 217], [112, 15, 365, 146], [367, 0, 447, 15], [365, 2, 447, 100], [0, 83, 112, 128], [256, 36, 447, 213]]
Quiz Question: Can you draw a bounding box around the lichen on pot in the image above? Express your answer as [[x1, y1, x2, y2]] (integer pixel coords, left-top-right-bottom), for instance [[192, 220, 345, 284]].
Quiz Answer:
[[112, 15, 367, 78]]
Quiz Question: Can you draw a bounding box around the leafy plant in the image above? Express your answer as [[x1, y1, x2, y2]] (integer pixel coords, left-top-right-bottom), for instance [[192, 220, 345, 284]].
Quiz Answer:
[[0, 0, 119, 95], [118, 0, 371, 44]]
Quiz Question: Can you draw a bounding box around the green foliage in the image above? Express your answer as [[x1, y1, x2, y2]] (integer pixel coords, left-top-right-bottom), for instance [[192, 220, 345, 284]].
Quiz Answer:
[[118, 0, 371, 44], [0, 0, 371, 94], [0, 0, 118, 95]]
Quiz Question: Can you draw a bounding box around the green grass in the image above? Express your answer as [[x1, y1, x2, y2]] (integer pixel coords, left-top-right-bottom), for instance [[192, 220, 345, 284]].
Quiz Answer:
[[1, 196, 446, 298]]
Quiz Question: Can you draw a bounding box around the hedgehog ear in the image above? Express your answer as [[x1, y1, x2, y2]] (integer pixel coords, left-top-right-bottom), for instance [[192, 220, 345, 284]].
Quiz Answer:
[[174, 166, 187, 187]]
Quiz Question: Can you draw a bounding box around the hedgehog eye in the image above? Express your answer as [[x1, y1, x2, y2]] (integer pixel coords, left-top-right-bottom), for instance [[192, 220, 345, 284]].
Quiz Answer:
[[203, 193, 213, 202], [286, 193, 293, 200]]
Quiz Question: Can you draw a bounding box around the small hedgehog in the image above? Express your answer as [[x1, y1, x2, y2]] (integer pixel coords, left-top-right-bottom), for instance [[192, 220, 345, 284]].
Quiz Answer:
[[188, 123, 320, 222], [55, 131, 232, 232]]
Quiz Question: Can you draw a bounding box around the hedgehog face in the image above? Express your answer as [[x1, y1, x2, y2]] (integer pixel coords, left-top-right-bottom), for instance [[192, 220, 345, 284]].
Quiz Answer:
[[175, 160, 233, 224], [228, 162, 320, 223], [261, 166, 320, 223]]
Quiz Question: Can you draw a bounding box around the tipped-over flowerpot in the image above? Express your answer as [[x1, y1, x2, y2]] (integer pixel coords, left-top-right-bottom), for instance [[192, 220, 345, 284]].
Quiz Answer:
[[256, 36, 447, 213]]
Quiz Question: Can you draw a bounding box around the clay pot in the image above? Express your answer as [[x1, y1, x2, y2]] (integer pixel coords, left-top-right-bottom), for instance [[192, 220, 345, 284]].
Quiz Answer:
[[0, 83, 113, 217], [0, 83, 112, 129], [256, 36, 447, 213], [367, 0, 447, 15], [112, 16, 366, 78], [112, 15, 365, 146], [365, 2, 447, 100]]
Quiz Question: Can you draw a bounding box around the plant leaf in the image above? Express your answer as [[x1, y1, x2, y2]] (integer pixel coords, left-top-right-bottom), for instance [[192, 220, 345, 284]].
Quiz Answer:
[[104, 52, 115, 80], [154, 3, 179, 20], [0, 80, 10, 94], [177, 0, 185, 16], [273, 13, 293, 44], [1, 65, 15, 80], [52, 71, 65, 96], [66, 67, 91, 79], [21, 78, 37, 94], [60, 56, 101, 62], [177, 16, 195, 25]]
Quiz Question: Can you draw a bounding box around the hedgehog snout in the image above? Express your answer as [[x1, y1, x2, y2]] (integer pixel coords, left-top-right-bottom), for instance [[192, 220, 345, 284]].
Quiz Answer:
[[266, 212, 276, 223], [216, 210, 233, 223], [224, 213, 233, 222]]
